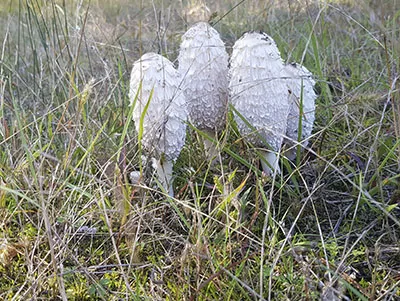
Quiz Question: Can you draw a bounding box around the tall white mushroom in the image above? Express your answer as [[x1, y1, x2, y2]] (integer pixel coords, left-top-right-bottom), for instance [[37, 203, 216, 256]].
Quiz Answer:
[[229, 32, 291, 175], [129, 53, 187, 196], [178, 22, 229, 160], [284, 62, 317, 160]]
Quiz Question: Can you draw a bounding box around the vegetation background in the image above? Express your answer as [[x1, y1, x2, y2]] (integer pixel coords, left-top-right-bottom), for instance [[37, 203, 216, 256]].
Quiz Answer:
[[0, 0, 399, 299]]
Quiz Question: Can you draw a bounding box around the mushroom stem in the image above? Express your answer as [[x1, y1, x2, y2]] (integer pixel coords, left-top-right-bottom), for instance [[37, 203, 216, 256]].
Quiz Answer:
[[203, 131, 219, 164], [155, 159, 174, 197], [260, 150, 281, 176], [285, 147, 297, 162]]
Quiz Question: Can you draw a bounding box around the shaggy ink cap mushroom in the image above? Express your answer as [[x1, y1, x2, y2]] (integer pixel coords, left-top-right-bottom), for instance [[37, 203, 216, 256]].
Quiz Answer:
[[178, 22, 229, 133], [129, 52, 187, 195], [284, 62, 317, 160], [229, 31, 291, 174]]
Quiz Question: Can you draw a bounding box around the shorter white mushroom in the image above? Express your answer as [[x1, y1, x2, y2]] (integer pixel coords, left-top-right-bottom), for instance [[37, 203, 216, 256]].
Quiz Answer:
[[129, 53, 187, 196], [229, 32, 291, 175], [129, 171, 141, 185], [285, 63, 317, 160]]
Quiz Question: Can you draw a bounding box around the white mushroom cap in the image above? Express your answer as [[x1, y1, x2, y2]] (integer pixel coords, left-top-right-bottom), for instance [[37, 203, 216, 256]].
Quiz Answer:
[[129, 53, 187, 196], [129, 171, 141, 185], [285, 63, 317, 158], [229, 32, 290, 153], [129, 52, 187, 162], [178, 22, 229, 132]]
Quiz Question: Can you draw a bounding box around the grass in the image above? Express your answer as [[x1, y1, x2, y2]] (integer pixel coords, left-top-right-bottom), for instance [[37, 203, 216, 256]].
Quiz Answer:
[[0, 0, 399, 299]]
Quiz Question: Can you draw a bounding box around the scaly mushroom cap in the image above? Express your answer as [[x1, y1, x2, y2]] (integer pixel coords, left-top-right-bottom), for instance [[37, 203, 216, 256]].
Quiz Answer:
[[285, 63, 316, 154], [229, 32, 290, 152], [178, 22, 229, 132], [129, 52, 187, 161]]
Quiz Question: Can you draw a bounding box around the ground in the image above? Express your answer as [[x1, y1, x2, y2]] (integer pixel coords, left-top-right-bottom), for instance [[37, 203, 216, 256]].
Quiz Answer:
[[0, 0, 399, 300]]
